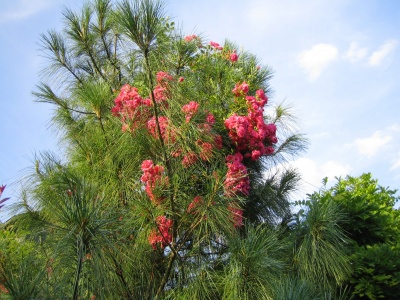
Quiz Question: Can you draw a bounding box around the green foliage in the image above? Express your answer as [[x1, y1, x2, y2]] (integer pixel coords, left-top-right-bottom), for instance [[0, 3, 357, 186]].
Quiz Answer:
[[309, 173, 400, 299], [350, 243, 400, 299], [291, 198, 352, 293], [0, 0, 355, 299]]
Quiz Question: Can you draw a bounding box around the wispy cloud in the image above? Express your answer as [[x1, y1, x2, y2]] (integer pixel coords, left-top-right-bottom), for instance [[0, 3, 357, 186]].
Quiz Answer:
[[368, 40, 398, 66], [390, 154, 400, 171], [353, 131, 392, 157], [298, 43, 338, 81], [284, 158, 351, 197], [0, 0, 53, 23], [344, 42, 368, 62]]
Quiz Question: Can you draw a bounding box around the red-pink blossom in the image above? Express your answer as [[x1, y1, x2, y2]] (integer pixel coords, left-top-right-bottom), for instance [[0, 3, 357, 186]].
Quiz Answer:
[[197, 140, 213, 161], [224, 153, 250, 197], [146, 116, 174, 142], [141, 160, 167, 203], [153, 84, 169, 104], [205, 112, 215, 125], [229, 51, 238, 62], [232, 81, 249, 97], [156, 71, 173, 83], [148, 215, 173, 249], [111, 84, 152, 132], [182, 101, 200, 123], [141, 160, 154, 173], [178, 77, 184, 82], [184, 34, 197, 42], [182, 152, 198, 168], [210, 41, 223, 50], [214, 134, 223, 149], [225, 84, 277, 160], [228, 204, 243, 228]]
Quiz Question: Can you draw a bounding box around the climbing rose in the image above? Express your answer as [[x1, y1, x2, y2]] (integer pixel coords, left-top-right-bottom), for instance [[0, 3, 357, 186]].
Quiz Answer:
[[156, 71, 173, 83], [196, 140, 213, 161], [229, 50, 238, 62], [228, 204, 243, 228], [140, 160, 167, 203], [225, 84, 277, 160], [111, 84, 152, 132], [182, 152, 198, 168], [182, 101, 200, 123], [184, 34, 197, 42], [232, 81, 249, 96], [146, 116, 173, 142], [205, 112, 215, 125], [224, 153, 250, 197], [148, 216, 173, 249], [210, 41, 223, 50]]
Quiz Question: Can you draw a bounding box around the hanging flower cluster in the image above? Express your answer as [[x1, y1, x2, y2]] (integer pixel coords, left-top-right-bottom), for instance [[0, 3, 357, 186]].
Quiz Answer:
[[210, 41, 223, 50], [176, 101, 221, 168], [221, 82, 277, 227], [184, 34, 198, 42], [182, 101, 200, 123], [148, 215, 173, 250], [229, 50, 238, 62], [146, 116, 175, 143], [225, 81, 277, 161], [111, 55, 277, 239], [111, 71, 175, 133], [140, 160, 168, 204], [223, 153, 250, 197], [111, 84, 152, 132], [228, 204, 244, 228]]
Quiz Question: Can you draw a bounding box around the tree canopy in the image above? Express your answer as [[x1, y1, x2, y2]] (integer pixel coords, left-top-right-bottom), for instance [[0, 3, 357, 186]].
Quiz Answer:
[[0, 1, 370, 299]]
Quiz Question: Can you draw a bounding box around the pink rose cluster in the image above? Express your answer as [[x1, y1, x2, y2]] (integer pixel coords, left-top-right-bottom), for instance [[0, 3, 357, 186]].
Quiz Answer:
[[111, 84, 152, 132], [228, 204, 244, 228], [184, 34, 198, 42], [222, 153, 249, 228], [146, 116, 175, 143], [225, 81, 277, 161], [182, 101, 200, 123], [210, 40, 239, 62], [140, 160, 168, 204], [148, 215, 173, 249], [112, 71, 178, 139], [210, 41, 223, 50], [229, 50, 238, 62], [224, 153, 250, 197], [174, 101, 222, 168]]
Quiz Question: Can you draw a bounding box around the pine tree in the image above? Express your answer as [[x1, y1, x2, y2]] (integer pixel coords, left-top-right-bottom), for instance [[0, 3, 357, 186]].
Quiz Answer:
[[0, 0, 352, 299]]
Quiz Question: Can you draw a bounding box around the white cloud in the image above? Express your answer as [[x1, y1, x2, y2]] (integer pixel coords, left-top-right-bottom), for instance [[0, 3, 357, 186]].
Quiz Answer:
[[344, 42, 368, 62], [298, 43, 338, 81], [0, 0, 53, 23], [368, 40, 398, 66], [275, 158, 351, 198], [388, 123, 400, 132], [353, 131, 392, 157]]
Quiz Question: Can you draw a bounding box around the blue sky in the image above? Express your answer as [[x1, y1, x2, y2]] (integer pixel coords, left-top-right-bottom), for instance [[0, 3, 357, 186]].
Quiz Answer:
[[1, 0, 400, 219]]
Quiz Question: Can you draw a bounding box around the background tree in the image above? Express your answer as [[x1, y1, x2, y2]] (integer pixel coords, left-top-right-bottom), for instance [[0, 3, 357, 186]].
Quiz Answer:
[[0, 0, 355, 299], [306, 173, 400, 299]]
